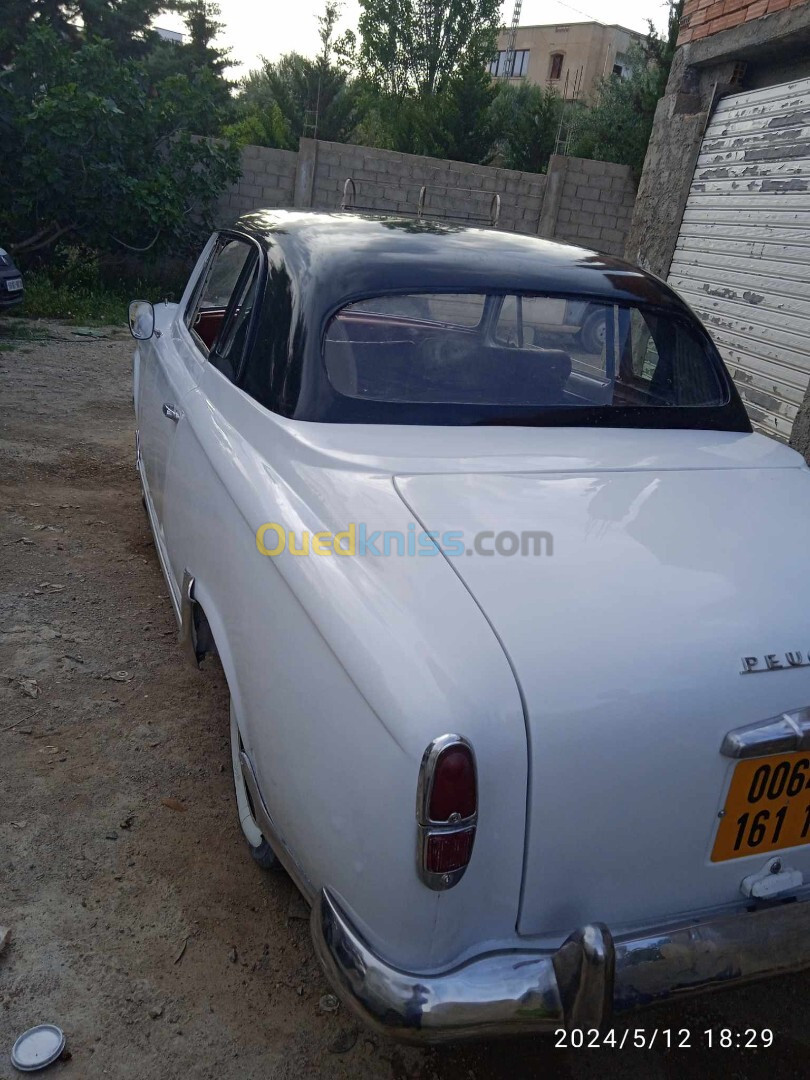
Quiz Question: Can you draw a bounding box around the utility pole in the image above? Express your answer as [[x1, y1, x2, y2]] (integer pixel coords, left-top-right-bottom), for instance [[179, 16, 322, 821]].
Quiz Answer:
[[502, 0, 523, 78]]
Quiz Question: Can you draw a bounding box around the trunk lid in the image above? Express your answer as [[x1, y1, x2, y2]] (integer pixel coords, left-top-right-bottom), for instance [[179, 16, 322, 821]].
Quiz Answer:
[[395, 437, 810, 936]]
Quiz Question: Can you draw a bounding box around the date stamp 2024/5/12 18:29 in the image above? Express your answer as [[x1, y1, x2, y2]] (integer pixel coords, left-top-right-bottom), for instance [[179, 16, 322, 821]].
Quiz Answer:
[[554, 1028, 775, 1050]]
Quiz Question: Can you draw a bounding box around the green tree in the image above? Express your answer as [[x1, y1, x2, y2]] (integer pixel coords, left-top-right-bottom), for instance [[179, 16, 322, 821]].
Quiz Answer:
[[644, 0, 684, 87], [430, 63, 497, 163], [143, 1, 234, 129], [74, 0, 167, 55], [488, 82, 561, 173], [568, 1, 683, 177], [0, 26, 239, 257], [224, 72, 292, 148], [177, 0, 231, 79], [0, 1, 171, 64], [339, 0, 502, 160], [233, 4, 357, 146], [353, 0, 501, 98]]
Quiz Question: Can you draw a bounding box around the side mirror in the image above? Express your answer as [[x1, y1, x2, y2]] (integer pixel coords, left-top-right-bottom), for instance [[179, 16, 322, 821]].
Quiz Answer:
[[128, 300, 155, 340]]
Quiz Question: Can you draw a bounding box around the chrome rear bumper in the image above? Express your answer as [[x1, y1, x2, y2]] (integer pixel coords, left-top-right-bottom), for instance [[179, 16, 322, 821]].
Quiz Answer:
[[311, 888, 810, 1043]]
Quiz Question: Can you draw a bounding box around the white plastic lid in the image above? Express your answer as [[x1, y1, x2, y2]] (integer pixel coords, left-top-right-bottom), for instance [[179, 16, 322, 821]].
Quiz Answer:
[[10, 1024, 65, 1072]]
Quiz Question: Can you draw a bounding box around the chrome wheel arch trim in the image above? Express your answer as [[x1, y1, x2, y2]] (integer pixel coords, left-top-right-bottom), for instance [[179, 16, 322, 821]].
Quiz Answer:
[[178, 569, 197, 664], [239, 748, 315, 904], [178, 569, 218, 668], [229, 699, 264, 850]]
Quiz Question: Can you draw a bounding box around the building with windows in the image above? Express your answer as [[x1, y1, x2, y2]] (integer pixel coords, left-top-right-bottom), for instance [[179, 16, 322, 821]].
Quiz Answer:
[[154, 26, 184, 44], [490, 21, 645, 102]]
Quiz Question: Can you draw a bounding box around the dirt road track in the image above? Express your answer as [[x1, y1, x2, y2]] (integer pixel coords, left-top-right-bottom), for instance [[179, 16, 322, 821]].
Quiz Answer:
[[1, 321, 809, 1079]]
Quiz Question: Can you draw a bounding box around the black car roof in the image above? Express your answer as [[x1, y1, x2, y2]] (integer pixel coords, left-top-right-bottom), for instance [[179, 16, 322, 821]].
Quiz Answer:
[[232, 209, 680, 310], [228, 209, 749, 435]]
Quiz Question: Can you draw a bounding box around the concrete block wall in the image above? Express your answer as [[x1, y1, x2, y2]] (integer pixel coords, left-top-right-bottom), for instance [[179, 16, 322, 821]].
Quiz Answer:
[[216, 139, 637, 255], [217, 145, 298, 221], [541, 155, 637, 257], [308, 139, 547, 233]]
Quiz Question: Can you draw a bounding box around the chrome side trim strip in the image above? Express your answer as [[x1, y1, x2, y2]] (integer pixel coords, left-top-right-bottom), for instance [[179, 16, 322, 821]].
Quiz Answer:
[[721, 706, 810, 758], [238, 750, 315, 905], [178, 569, 199, 667]]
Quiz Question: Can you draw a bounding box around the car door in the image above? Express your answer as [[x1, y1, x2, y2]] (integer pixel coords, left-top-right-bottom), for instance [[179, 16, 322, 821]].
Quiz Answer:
[[138, 236, 254, 576], [136, 236, 215, 542], [160, 235, 262, 594], [138, 324, 202, 547]]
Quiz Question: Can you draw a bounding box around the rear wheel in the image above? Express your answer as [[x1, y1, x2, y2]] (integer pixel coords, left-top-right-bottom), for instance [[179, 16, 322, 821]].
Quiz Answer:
[[229, 698, 278, 869], [579, 308, 607, 354]]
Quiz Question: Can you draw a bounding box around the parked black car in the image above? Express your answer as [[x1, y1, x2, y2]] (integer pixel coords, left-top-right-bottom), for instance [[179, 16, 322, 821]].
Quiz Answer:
[[0, 248, 24, 308]]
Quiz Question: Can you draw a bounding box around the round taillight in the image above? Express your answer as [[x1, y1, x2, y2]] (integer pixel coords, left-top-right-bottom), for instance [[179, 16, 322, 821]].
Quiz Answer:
[[429, 744, 476, 822]]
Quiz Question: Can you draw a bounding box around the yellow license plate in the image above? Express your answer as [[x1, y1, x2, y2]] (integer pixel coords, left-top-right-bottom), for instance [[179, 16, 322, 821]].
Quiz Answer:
[[712, 751, 810, 862]]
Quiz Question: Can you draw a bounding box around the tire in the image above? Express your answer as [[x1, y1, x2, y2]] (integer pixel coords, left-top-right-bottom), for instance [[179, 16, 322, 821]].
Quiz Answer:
[[579, 308, 607, 355], [229, 698, 278, 869]]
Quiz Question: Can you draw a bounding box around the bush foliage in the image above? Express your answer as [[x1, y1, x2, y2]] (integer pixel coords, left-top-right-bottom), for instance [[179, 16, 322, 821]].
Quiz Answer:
[[1, 3, 240, 264]]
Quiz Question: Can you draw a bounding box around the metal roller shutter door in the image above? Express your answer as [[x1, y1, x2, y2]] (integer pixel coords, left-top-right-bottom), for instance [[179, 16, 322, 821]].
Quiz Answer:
[[667, 76, 810, 442]]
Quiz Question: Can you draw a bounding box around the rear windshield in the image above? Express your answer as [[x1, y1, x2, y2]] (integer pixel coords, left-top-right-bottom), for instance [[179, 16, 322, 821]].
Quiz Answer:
[[324, 292, 728, 410]]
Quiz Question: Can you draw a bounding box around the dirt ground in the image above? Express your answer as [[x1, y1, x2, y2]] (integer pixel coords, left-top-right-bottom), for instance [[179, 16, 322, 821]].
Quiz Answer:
[[1, 319, 809, 1079]]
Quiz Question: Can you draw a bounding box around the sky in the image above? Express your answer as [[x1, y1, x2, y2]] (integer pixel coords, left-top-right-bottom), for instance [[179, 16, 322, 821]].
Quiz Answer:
[[156, 0, 672, 78]]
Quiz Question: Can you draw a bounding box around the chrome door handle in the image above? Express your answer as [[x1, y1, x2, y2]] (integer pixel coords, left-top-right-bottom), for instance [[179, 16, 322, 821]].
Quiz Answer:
[[162, 402, 181, 423]]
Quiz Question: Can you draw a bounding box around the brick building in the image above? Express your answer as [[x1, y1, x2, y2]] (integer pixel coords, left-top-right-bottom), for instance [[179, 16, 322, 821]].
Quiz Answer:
[[677, 0, 807, 45], [626, 2, 810, 450]]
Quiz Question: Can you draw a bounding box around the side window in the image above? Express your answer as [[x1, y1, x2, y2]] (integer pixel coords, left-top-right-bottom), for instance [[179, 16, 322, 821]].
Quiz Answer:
[[211, 262, 260, 381], [493, 296, 614, 390], [185, 238, 254, 356], [495, 295, 569, 347], [238, 260, 295, 415], [627, 309, 661, 382], [350, 293, 484, 328], [199, 241, 251, 310], [615, 309, 724, 406]]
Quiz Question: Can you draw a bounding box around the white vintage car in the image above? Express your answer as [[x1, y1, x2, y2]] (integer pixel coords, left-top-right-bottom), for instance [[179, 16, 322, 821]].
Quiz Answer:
[[130, 211, 810, 1042]]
